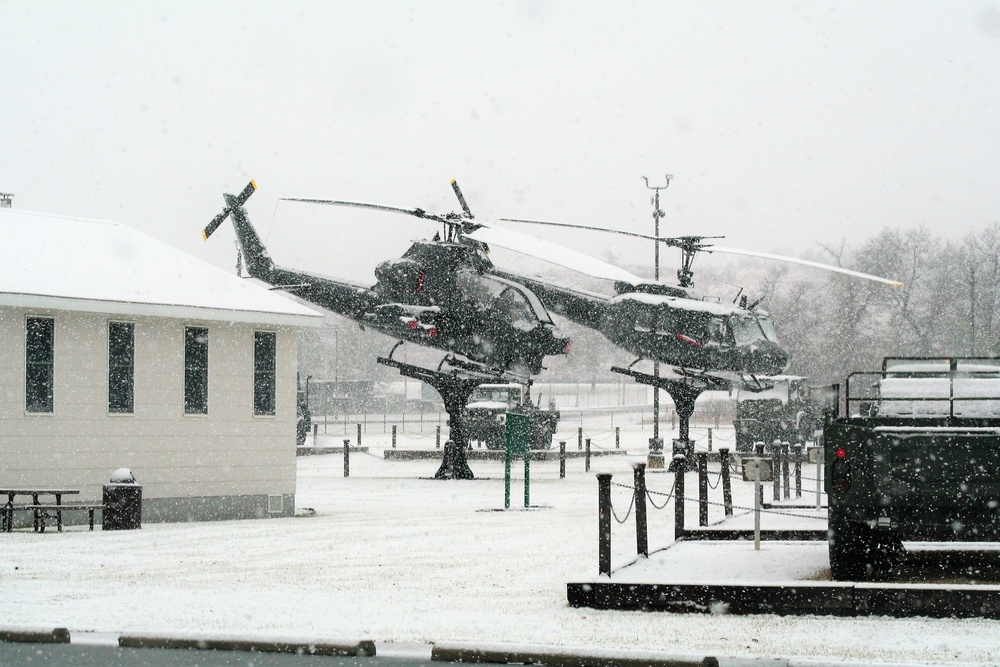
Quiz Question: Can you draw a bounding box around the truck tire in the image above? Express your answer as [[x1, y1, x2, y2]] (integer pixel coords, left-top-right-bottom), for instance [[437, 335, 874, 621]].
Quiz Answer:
[[532, 423, 554, 450], [485, 432, 505, 451], [829, 513, 901, 581], [828, 513, 867, 581]]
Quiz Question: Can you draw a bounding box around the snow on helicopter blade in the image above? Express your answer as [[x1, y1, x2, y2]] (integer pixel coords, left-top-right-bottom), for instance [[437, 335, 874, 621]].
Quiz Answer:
[[465, 224, 641, 284], [281, 197, 444, 222], [498, 216, 655, 241], [705, 245, 904, 286]]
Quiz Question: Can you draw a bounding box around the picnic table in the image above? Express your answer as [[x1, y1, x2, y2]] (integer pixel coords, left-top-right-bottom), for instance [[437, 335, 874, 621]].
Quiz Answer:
[[1, 488, 87, 532]]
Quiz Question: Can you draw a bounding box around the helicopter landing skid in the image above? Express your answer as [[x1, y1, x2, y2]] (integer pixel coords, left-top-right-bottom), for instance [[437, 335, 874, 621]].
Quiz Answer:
[[377, 356, 508, 480], [611, 366, 732, 472]]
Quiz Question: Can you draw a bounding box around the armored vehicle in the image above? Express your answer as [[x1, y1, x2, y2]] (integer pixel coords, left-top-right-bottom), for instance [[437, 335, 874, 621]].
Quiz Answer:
[[734, 376, 820, 452], [824, 357, 1000, 581], [463, 383, 559, 450]]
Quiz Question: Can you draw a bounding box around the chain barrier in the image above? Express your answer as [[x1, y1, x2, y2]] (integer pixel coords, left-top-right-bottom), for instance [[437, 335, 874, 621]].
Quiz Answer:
[[609, 488, 636, 525], [686, 495, 828, 522], [647, 480, 677, 510], [706, 469, 724, 490]]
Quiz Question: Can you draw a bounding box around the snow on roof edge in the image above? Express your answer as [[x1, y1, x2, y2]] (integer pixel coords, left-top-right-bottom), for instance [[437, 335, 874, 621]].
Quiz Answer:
[[0, 292, 324, 328]]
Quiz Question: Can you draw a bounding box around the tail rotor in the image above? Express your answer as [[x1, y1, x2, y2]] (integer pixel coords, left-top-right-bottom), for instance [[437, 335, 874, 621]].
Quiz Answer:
[[202, 180, 257, 240]]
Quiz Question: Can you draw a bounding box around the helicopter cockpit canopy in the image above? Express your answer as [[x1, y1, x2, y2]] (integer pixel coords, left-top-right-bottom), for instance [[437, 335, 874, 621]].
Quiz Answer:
[[457, 272, 555, 330], [730, 312, 779, 347]]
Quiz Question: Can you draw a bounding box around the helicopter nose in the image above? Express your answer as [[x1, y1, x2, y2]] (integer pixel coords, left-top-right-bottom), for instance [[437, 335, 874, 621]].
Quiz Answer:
[[746, 341, 788, 375]]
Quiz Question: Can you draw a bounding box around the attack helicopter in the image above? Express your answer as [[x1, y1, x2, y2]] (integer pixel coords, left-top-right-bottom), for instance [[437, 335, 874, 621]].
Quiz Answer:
[[487, 217, 903, 378], [200, 180, 571, 377]]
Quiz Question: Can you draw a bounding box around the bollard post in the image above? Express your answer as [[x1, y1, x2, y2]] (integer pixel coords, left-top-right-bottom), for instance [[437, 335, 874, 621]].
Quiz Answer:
[[771, 441, 781, 502], [312, 424, 318, 447], [708, 427, 713, 451], [559, 441, 566, 479], [343, 439, 350, 477], [674, 455, 686, 539], [357, 423, 362, 447], [585, 438, 592, 472], [633, 462, 648, 557], [392, 424, 397, 448], [697, 452, 709, 527], [615, 426, 620, 450], [782, 442, 791, 501], [597, 473, 612, 577], [436, 425, 441, 449], [720, 448, 733, 516], [578, 427, 583, 451], [794, 444, 803, 498]]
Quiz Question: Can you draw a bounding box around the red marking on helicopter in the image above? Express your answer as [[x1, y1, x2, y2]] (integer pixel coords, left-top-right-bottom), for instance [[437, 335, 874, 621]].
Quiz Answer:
[[676, 333, 705, 349]]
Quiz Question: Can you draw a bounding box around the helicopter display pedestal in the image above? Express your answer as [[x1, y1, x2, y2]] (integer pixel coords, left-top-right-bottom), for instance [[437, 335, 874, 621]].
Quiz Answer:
[[647, 438, 665, 469], [378, 356, 506, 480], [611, 366, 731, 473]]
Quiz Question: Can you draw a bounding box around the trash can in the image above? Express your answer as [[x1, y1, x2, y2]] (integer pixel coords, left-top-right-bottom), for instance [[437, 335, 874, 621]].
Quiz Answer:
[[102, 468, 142, 530]]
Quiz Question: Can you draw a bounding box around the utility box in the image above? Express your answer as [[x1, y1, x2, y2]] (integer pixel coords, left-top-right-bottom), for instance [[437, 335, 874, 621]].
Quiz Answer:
[[102, 468, 142, 530]]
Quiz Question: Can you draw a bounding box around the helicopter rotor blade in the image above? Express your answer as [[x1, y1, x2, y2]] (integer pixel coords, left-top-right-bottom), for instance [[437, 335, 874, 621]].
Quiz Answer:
[[499, 217, 654, 241], [705, 245, 904, 287], [202, 180, 257, 240], [451, 179, 474, 219], [465, 224, 641, 284], [280, 198, 452, 225], [498, 217, 722, 248]]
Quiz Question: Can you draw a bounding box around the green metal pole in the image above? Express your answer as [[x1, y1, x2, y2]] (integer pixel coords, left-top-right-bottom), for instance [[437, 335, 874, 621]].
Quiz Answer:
[[524, 451, 530, 507]]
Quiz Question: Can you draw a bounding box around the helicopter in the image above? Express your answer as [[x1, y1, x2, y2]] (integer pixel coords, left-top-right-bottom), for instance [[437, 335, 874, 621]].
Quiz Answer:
[[200, 180, 571, 377], [484, 218, 903, 378]]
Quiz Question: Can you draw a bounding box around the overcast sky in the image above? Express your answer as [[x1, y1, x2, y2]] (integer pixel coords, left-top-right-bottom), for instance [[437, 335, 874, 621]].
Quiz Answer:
[[2, 1, 999, 285]]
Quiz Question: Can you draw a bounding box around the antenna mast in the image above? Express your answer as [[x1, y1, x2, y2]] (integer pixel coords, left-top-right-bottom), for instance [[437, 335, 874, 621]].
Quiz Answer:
[[641, 175, 673, 466]]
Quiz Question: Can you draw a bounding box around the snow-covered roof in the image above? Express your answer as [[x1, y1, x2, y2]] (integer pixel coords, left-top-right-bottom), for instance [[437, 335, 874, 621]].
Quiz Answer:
[[0, 208, 323, 327]]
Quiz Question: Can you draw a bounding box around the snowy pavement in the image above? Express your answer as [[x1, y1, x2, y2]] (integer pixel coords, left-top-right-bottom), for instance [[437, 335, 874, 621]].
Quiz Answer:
[[2, 424, 998, 665]]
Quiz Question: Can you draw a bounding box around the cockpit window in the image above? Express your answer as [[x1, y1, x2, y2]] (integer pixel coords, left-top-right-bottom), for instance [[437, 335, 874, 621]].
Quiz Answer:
[[455, 273, 551, 329], [634, 308, 654, 331], [730, 315, 767, 346], [757, 315, 778, 342], [705, 316, 731, 345]]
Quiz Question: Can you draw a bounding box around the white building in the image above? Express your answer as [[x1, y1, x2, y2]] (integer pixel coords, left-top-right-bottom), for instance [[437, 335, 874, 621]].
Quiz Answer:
[[0, 208, 323, 523]]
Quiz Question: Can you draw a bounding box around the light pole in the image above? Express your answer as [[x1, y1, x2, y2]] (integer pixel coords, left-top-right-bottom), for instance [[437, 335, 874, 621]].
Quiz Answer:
[[642, 175, 672, 462]]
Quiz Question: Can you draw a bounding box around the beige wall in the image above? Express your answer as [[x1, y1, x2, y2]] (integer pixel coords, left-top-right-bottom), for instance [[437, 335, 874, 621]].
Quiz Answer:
[[0, 306, 299, 505]]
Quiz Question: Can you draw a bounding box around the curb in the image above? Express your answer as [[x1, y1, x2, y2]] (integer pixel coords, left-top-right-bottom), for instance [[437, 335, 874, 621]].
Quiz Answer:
[[430, 641, 717, 666], [118, 632, 375, 656], [0, 626, 71, 643]]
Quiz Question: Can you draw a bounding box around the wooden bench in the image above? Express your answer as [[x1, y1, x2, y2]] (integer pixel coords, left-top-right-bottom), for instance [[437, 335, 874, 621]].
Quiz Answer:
[[8, 504, 104, 532]]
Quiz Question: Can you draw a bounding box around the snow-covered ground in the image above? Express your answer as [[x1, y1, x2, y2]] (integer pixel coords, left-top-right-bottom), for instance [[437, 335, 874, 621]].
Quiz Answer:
[[3, 420, 998, 665]]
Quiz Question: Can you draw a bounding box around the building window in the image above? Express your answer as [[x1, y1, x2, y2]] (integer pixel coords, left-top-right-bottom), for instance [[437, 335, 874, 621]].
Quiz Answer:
[[184, 326, 208, 414], [25, 317, 54, 413], [254, 331, 276, 416], [108, 321, 135, 414]]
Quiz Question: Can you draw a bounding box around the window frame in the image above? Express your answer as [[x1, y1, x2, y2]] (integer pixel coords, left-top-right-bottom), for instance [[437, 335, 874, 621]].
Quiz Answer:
[[108, 320, 135, 415], [184, 325, 209, 415], [25, 316, 55, 414], [253, 330, 277, 417]]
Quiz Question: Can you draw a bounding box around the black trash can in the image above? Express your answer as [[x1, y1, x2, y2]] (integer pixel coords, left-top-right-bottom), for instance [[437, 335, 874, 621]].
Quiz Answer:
[[102, 468, 142, 530]]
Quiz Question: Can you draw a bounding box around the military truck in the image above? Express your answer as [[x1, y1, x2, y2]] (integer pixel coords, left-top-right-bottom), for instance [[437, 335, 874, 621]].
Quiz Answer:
[[824, 357, 1000, 581], [463, 383, 559, 450], [734, 375, 820, 452]]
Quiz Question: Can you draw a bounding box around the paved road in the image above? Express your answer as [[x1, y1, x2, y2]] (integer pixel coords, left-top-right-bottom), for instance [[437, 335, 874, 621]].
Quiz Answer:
[[0, 642, 438, 667]]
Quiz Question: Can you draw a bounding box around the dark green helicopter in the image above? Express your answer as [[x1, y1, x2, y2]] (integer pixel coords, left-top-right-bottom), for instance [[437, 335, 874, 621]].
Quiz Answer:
[[201, 180, 570, 377], [485, 217, 902, 378]]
